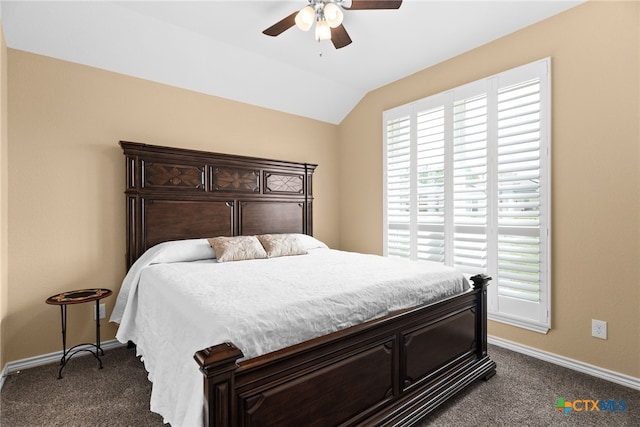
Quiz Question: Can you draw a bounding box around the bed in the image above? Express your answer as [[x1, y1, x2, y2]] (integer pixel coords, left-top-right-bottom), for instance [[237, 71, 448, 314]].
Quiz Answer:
[[113, 141, 496, 427]]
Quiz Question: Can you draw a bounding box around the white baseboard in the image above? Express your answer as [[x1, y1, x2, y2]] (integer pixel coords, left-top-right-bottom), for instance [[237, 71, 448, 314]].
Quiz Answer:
[[3, 337, 638, 393], [489, 335, 640, 391], [0, 339, 125, 391]]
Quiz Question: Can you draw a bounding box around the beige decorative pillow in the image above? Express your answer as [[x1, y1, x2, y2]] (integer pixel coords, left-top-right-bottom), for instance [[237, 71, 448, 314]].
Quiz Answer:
[[207, 236, 267, 263], [257, 234, 308, 258]]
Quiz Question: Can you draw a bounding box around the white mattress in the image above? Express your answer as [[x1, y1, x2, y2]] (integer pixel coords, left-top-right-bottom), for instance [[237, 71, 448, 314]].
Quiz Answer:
[[111, 238, 468, 427]]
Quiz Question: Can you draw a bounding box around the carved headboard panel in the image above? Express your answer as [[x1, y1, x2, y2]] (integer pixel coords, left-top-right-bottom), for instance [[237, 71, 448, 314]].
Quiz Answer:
[[121, 141, 317, 268]]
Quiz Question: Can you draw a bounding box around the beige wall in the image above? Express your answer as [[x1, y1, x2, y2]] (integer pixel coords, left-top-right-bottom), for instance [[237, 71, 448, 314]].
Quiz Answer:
[[339, 1, 640, 377], [0, 22, 8, 370], [5, 50, 340, 362]]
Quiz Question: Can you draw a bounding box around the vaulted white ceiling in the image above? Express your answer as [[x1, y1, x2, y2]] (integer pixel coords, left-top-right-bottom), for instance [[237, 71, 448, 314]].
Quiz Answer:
[[1, 0, 584, 124]]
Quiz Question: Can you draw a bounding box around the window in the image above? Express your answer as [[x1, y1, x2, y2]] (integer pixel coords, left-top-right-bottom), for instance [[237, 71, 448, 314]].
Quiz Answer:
[[383, 58, 551, 333]]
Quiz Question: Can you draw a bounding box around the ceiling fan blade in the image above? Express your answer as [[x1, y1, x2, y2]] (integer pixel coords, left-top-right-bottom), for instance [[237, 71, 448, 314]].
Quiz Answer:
[[262, 11, 298, 37], [331, 24, 353, 49], [346, 0, 403, 10]]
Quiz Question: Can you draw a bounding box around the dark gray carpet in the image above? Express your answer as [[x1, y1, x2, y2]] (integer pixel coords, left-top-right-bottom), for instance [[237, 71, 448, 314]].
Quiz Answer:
[[1, 344, 638, 426], [1, 346, 166, 427]]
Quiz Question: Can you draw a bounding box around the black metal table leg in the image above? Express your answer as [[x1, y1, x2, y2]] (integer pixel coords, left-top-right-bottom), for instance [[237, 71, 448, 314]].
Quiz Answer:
[[47, 289, 112, 379], [58, 305, 67, 378], [95, 299, 104, 357]]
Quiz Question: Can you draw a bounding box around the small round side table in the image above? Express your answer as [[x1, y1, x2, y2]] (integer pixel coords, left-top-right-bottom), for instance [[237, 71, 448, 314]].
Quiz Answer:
[[46, 288, 112, 379]]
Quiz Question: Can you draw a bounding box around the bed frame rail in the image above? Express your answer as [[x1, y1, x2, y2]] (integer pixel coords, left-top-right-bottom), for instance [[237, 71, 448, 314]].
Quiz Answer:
[[195, 275, 495, 427]]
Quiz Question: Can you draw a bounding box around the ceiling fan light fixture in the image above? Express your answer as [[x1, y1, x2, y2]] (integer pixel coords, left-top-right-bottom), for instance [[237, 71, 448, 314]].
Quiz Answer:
[[315, 19, 332, 41], [295, 5, 315, 31], [263, 0, 402, 49], [323, 2, 344, 28]]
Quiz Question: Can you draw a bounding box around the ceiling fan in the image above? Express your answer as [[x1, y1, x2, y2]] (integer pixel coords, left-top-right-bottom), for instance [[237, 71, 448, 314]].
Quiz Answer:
[[263, 0, 403, 49]]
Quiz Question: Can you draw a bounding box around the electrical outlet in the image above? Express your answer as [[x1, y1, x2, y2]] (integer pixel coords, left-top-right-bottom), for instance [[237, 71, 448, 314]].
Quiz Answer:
[[94, 303, 106, 321], [592, 319, 607, 339]]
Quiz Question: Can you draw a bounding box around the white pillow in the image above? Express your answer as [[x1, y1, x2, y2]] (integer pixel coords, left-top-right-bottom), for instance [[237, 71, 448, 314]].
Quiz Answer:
[[148, 238, 216, 264], [293, 233, 329, 250]]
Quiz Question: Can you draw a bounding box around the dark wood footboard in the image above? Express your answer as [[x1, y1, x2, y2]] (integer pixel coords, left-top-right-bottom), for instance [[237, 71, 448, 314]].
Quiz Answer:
[[195, 274, 496, 427]]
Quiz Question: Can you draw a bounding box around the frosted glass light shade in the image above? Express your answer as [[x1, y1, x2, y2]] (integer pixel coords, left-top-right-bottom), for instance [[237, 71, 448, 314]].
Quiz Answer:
[[323, 2, 344, 28], [315, 19, 331, 41], [295, 6, 315, 32]]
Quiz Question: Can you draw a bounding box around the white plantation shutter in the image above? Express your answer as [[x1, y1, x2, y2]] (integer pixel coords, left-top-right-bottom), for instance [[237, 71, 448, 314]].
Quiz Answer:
[[383, 58, 551, 333], [492, 65, 550, 331], [385, 112, 412, 258], [416, 105, 446, 263], [452, 93, 489, 274]]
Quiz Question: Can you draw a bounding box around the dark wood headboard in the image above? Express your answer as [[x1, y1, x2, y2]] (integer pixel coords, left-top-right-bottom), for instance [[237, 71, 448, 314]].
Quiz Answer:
[[121, 141, 317, 268]]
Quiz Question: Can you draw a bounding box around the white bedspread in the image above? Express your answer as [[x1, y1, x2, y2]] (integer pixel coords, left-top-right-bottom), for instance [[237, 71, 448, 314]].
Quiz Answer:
[[111, 239, 468, 427]]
